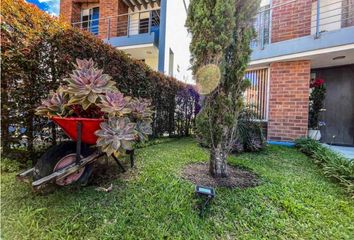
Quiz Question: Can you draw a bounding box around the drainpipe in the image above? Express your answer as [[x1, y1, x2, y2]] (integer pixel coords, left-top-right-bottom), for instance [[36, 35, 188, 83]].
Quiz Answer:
[[315, 0, 321, 39]]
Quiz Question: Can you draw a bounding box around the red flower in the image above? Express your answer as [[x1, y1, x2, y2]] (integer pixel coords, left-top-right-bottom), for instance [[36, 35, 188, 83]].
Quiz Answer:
[[310, 78, 325, 88]]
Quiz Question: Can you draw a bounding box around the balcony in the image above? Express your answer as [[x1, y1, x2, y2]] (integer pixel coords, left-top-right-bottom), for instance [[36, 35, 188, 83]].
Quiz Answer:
[[250, 0, 354, 66], [72, 9, 161, 48]]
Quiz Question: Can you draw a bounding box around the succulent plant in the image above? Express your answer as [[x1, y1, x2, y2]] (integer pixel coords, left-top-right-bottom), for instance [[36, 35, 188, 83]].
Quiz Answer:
[[74, 58, 96, 70], [95, 117, 137, 156], [36, 59, 154, 157], [135, 120, 153, 141], [130, 98, 153, 121], [98, 91, 132, 117], [65, 59, 117, 110], [35, 87, 71, 117]]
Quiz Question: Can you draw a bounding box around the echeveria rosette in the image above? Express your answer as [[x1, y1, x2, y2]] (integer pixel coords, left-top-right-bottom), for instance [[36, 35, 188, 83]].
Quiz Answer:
[[130, 98, 153, 121], [35, 87, 71, 117], [136, 120, 153, 141], [95, 117, 137, 157], [74, 58, 96, 71], [98, 91, 132, 117], [65, 59, 117, 110]]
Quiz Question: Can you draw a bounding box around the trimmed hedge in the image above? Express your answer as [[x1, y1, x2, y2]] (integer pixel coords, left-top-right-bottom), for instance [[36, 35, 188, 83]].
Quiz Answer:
[[295, 138, 354, 197], [1, 0, 197, 160]]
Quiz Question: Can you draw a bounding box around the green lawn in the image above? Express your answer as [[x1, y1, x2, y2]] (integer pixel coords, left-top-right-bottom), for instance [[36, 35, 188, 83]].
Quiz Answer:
[[1, 138, 353, 239]]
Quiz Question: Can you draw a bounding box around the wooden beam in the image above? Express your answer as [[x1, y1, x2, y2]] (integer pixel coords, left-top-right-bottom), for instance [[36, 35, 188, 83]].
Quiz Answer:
[[139, 0, 147, 9], [16, 168, 34, 184], [131, 0, 141, 10], [122, 0, 135, 11]]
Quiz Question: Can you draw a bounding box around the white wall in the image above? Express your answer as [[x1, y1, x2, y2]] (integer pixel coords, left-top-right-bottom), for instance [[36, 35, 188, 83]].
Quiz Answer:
[[145, 56, 158, 70], [164, 0, 193, 84], [311, 0, 342, 34]]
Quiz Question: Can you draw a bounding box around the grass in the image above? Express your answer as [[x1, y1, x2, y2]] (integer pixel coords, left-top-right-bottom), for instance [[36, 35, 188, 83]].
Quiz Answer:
[[1, 138, 353, 239]]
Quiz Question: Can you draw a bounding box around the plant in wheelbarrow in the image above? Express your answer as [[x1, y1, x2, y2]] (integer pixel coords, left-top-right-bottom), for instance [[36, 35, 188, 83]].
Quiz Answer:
[[27, 59, 153, 193]]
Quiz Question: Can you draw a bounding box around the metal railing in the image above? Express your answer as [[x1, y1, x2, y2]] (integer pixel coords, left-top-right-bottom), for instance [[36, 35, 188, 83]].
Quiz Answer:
[[253, 0, 354, 48], [72, 9, 160, 40]]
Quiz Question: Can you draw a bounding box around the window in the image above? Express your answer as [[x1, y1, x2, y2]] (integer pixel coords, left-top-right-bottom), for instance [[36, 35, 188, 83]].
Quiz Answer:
[[139, 17, 149, 34], [244, 68, 269, 120], [252, 4, 270, 47], [81, 7, 99, 35], [168, 49, 174, 77]]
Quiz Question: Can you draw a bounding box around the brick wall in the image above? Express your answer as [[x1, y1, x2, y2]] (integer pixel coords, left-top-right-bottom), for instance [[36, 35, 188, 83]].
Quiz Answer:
[[60, 0, 81, 23], [99, 0, 118, 38], [268, 61, 311, 141], [271, 0, 313, 43], [60, 0, 128, 39]]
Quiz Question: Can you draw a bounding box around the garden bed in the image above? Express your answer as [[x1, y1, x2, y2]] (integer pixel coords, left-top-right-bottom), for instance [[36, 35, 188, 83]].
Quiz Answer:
[[1, 138, 353, 239], [182, 162, 260, 188]]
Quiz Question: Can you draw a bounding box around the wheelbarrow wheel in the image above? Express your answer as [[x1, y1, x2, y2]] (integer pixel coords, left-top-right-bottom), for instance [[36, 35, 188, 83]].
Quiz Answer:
[[33, 141, 95, 192]]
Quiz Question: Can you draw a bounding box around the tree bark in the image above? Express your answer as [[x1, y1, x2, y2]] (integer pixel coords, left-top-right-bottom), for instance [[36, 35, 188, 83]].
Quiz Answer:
[[209, 144, 228, 177]]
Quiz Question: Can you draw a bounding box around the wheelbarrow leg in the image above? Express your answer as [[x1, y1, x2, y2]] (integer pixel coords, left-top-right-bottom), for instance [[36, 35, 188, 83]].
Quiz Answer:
[[112, 155, 126, 172], [76, 121, 82, 164]]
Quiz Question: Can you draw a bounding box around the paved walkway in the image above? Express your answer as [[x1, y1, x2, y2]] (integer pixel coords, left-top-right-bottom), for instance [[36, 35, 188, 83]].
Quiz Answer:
[[322, 144, 354, 160]]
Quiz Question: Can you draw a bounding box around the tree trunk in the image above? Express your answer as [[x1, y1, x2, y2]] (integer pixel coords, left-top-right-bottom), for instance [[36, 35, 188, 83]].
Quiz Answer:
[[209, 144, 228, 177]]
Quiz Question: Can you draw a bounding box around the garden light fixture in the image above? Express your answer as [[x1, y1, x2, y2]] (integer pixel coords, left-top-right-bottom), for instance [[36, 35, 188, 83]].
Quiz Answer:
[[195, 185, 215, 217]]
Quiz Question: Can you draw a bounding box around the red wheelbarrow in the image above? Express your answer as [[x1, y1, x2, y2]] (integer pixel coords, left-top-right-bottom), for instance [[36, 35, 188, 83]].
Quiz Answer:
[[17, 117, 134, 193]]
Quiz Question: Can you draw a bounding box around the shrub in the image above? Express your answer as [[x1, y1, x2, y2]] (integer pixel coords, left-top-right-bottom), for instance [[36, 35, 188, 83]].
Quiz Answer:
[[1, 158, 21, 173], [196, 107, 266, 153], [175, 86, 201, 136], [234, 107, 266, 152], [186, 0, 260, 177], [295, 138, 354, 197]]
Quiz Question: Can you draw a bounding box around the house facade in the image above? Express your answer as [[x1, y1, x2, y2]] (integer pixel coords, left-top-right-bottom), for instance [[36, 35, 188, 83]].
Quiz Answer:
[[60, 0, 193, 83], [246, 0, 354, 145], [60, 0, 354, 146]]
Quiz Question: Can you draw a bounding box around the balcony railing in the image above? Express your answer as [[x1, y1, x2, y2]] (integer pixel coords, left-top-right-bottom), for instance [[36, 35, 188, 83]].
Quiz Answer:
[[72, 9, 160, 40], [253, 0, 354, 49]]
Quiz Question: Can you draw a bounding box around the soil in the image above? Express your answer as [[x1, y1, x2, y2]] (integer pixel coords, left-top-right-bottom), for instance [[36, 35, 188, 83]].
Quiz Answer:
[[182, 162, 260, 189], [88, 156, 130, 186]]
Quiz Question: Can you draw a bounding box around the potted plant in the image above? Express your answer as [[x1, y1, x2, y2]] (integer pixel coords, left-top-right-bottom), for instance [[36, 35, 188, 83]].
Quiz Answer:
[[36, 58, 153, 157], [308, 77, 326, 140]]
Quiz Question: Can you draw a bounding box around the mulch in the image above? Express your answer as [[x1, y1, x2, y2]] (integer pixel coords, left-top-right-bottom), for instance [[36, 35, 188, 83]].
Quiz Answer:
[[182, 162, 260, 189]]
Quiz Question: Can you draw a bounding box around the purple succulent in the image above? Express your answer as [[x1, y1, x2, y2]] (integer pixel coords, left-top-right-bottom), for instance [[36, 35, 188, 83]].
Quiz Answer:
[[74, 58, 97, 70], [95, 117, 137, 156], [65, 59, 117, 110], [36, 87, 71, 117], [98, 91, 132, 117], [130, 98, 153, 120], [136, 120, 153, 141]]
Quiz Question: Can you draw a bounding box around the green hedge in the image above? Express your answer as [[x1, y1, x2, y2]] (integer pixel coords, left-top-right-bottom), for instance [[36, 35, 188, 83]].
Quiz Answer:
[[295, 138, 354, 197], [1, 0, 195, 160]]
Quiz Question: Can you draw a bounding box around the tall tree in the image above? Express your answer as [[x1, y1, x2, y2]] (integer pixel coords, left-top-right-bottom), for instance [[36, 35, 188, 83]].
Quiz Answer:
[[186, 0, 260, 177]]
